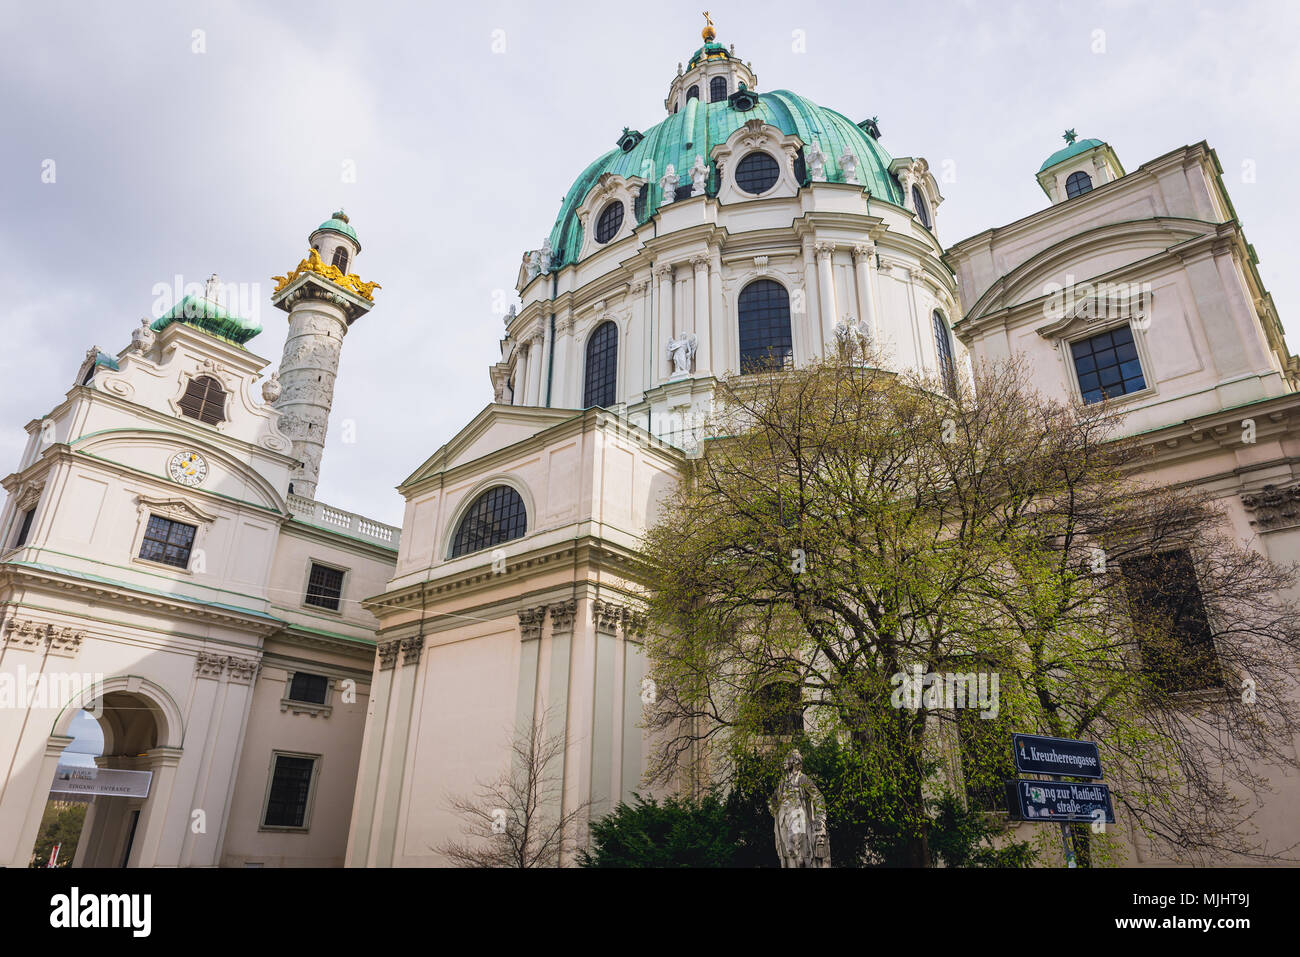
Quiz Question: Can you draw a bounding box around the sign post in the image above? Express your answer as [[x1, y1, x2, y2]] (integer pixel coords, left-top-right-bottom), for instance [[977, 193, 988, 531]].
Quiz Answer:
[[1007, 734, 1112, 868]]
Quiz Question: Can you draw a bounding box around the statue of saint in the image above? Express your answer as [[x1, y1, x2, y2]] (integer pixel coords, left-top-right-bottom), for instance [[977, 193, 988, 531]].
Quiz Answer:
[[769, 749, 831, 868], [666, 332, 697, 377]]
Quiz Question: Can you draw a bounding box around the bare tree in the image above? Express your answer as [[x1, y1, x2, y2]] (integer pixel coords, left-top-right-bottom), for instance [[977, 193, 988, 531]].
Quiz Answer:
[[437, 716, 590, 867]]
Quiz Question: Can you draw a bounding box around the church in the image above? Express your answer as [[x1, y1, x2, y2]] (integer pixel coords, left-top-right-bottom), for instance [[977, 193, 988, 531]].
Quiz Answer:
[[4, 20, 1298, 867]]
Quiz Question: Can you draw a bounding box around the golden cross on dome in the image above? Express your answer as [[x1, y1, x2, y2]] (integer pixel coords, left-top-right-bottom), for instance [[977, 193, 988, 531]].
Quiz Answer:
[[702, 11, 716, 41]]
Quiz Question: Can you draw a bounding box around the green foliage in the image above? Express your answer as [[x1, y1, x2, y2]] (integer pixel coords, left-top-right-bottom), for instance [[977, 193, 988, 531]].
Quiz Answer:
[[580, 793, 773, 868], [30, 801, 86, 868], [582, 737, 1036, 868]]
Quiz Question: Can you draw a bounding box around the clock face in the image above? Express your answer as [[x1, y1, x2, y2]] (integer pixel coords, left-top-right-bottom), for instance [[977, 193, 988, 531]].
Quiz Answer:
[[168, 450, 208, 487]]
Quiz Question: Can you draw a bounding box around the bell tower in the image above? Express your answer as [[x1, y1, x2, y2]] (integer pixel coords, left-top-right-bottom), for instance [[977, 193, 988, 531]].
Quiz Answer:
[[270, 211, 380, 499]]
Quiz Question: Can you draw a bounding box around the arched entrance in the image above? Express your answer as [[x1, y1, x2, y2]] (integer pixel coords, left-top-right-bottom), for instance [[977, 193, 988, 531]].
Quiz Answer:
[[34, 677, 184, 868]]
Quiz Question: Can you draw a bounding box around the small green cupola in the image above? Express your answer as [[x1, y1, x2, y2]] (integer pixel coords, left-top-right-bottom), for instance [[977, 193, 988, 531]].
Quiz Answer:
[[1036, 129, 1125, 204]]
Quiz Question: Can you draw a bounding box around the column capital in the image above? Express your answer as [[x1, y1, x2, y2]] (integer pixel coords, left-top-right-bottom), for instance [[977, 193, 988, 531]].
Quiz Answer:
[[518, 605, 547, 640], [400, 635, 425, 667], [689, 253, 710, 271], [377, 638, 401, 670], [548, 599, 577, 632], [591, 599, 625, 634], [814, 241, 837, 259], [852, 241, 876, 262], [654, 263, 675, 281]]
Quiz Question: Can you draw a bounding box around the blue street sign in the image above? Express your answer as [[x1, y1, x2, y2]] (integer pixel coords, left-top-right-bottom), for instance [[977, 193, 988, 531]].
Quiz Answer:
[[1012, 733, 1103, 779], [1006, 779, 1115, 824]]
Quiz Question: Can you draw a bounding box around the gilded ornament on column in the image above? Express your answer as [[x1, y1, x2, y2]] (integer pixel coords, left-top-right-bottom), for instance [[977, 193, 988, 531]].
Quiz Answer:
[[273, 247, 382, 302]]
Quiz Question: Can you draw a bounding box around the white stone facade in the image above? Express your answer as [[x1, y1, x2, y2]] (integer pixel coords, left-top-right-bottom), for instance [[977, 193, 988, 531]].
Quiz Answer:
[[0, 222, 397, 868]]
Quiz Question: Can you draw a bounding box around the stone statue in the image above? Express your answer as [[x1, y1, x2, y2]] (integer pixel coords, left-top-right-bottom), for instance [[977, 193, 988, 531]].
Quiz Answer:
[[538, 238, 554, 274], [660, 164, 679, 204], [839, 147, 859, 185], [504, 304, 517, 328], [690, 154, 709, 194], [204, 273, 220, 301], [261, 370, 282, 404], [769, 749, 831, 868], [807, 141, 827, 182], [526, 249, 541, 280], [131, 317, 155, 353], [667, 331, 697, 377]]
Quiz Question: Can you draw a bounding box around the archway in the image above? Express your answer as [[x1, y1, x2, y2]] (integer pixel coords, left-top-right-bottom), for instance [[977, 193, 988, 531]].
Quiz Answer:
[[33, 678, 184, 868]]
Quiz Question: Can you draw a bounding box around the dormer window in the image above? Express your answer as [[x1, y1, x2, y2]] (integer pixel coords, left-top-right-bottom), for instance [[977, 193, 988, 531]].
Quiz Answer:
[[178, 375, 227, 425], [734, 151, 780, 195], [331, 247, 350, 273], [709, 76, 727, 102], [1065, 170, 1093, 199], [595, 201, 625, 244], [912, 185, 932, 229], [686, 84, 699, 101]]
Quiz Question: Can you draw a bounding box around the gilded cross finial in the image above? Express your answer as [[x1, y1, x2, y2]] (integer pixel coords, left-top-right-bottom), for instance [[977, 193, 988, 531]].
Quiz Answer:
[[702, 11, 716, 41], [1063, 128, 1078, 145]]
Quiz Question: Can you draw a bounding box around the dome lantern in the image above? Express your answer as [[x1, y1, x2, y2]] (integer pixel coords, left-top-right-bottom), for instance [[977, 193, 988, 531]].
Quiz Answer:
[[664, 18, 758, 115]]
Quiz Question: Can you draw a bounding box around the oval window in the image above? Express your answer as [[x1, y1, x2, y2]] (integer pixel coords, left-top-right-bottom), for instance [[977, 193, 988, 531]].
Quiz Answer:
[[595, 201, 625, 244], [735, 151, 780, 195]]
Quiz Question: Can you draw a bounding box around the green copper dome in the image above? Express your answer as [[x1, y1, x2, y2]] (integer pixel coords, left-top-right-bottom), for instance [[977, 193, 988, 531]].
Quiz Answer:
[[314, 210, 358, 244], [545, 89, 902, 272], [151, 294, 262, 346], [1039, 138, 1105, 172]]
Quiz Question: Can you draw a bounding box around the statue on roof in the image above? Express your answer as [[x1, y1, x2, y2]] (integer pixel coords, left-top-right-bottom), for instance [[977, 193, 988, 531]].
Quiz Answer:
[[131, 317, 155, 354], [807, 141, 827, 183], [661, 164, 679, 203], [690, 155, 709, 194], [840, 147, 859, 185]]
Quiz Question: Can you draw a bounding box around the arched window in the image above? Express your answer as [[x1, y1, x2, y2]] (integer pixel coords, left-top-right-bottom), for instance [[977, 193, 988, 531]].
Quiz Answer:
[[933, 311, 957, 397], [735, 151, 780, 195], [738, 279, 793, 373], [178, 375, 227, 425], [583, 321, 618, 409], [331, 247, 350, 273], [450, 485, 527, 558], [709, 76, 727, 102], [686, 84, 700, 101], [595, 201, 624, 244], [1065, 170, 1093, 199], [912, 185, 932, 229]]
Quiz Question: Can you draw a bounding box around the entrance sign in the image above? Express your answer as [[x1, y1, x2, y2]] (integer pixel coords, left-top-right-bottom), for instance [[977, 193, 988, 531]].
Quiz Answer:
[[1006, 779, 1115, 824], [50, 765, 152, 799], [1012, 733, 1103, 779]]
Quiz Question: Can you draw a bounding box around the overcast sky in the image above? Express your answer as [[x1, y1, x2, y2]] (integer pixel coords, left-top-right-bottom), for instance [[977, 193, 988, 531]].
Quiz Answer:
[[3, 0, 1297, 526]]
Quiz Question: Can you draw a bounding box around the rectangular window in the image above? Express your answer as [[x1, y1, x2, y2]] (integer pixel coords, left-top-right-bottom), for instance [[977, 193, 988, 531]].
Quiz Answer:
[[956, 706, 1017, 812], [12, 508, 35, 548], [288, 672, 329, 705], [263, 754, 316, 828], [1071, 325, 1146, 404], [304, 562, 345, 610], [1122, 549, 1222, 692], [138, 515, 197, 568]]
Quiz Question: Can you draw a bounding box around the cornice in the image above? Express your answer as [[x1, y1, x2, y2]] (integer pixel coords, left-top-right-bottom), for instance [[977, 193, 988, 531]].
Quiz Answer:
[[0, 562, 284, 635], [365, 535, 650, 623]]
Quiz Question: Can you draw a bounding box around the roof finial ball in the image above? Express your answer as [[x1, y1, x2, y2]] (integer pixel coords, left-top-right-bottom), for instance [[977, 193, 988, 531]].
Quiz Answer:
[[702, 10, 716, 42]]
